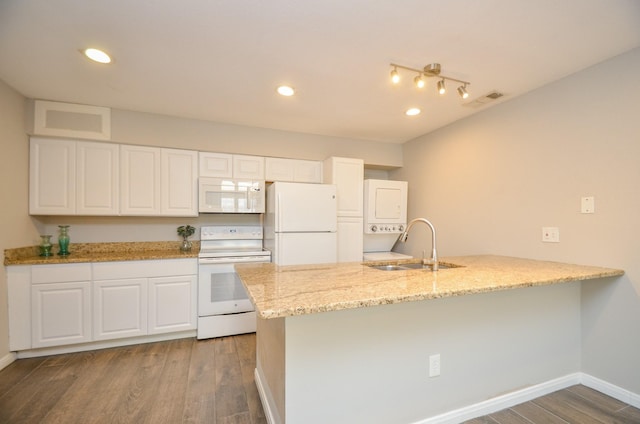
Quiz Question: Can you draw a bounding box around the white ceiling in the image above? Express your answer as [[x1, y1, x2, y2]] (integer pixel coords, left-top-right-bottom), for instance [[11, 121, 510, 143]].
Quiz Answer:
[[1, 0, 639, 144]]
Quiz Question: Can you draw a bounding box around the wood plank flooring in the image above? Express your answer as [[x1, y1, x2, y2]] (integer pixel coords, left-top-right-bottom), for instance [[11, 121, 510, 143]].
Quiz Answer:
[[0, 334, 267, 424], [2, 334, 639, 423], [464, 384, 640, 424]]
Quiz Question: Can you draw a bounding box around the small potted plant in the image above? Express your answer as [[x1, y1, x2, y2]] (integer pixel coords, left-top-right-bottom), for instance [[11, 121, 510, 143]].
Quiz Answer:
[[177, 225, 196, 252]]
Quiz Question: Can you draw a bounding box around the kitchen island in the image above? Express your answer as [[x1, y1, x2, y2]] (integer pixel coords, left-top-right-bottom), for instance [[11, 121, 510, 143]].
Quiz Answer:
[[235, 255, 623, 424]]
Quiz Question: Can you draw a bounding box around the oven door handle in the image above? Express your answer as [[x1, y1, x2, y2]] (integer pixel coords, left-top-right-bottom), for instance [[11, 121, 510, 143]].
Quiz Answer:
[[198, 256, 269, 264]]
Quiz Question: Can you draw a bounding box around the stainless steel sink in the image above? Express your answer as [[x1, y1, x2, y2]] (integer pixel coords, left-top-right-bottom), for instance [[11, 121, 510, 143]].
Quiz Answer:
[[369, 262, 458, 271]]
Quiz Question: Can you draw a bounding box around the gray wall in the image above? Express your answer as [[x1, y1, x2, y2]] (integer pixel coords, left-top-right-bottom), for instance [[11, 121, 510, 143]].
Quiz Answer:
[[391, 47, 640, 394]]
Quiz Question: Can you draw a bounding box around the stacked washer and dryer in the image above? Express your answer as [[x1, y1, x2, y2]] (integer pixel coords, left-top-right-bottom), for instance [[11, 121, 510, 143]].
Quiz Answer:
[[362, 179, 412, 261]]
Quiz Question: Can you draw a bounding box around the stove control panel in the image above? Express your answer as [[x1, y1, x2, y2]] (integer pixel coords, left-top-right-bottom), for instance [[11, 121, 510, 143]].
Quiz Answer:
[[200, 225, 263, 240], [365, 223, 405, 234]]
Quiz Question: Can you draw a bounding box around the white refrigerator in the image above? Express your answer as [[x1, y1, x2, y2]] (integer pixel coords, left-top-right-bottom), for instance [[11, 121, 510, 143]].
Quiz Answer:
[[265, 182, 337, 266]]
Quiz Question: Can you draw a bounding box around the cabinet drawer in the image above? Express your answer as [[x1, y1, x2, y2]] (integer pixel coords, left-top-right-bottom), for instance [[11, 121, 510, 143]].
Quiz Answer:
[[31, 263, 92, 284], [93, 259, 197, 280]]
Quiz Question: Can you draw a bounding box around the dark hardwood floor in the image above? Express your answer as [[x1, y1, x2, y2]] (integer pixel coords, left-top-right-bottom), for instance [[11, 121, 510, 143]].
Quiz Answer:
[[0, 334, 266, 424], [2, 334, 639, 424]]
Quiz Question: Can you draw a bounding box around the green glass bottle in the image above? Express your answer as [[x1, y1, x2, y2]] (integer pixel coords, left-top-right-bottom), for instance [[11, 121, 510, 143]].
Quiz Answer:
[[58, 225, 70, 256]]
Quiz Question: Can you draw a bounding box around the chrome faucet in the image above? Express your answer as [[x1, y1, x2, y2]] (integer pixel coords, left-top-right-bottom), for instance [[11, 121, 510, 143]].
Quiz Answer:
[[397, 218, 438, 271]]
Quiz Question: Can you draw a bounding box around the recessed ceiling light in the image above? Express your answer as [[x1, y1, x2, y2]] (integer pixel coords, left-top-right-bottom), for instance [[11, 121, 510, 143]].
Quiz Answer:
[[405, 108, 421, 116], [277, 85, 295, 96], [83, 48, 111, 64]]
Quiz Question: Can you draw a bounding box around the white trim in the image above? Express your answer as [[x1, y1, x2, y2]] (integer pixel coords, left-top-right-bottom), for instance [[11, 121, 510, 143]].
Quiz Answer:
[[14, 330, 196, 359], [581, 374, 640, 409], [0, 352, 17, 371], [254, 367, 281, 424], [412, 373, 582, 424]]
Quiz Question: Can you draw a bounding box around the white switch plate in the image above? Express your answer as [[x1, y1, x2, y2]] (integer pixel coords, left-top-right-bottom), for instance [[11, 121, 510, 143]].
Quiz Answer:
[[581, 196, 595, 214], [429, 354, 441, 377], [542, 227, 560, 243]]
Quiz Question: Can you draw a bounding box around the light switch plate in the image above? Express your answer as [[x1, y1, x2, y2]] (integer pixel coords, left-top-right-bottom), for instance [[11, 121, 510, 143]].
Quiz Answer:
[[581, 196, 595, 214]]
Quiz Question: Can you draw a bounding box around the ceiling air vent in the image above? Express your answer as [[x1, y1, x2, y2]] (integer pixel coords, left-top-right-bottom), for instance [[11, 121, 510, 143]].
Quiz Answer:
[[463, 90, 505, 108]]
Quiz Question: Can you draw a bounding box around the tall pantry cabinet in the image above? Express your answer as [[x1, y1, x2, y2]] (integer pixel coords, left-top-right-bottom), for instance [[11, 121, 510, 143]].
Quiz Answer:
[[323, 157, 364, 262]]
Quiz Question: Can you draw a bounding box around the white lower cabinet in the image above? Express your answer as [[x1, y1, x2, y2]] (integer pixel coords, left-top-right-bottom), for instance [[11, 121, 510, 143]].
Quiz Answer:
[[31, 281, 92, 348], [148, 275, 197, 334], [8, 259, 197, 353], [93, 278, 148, 341]]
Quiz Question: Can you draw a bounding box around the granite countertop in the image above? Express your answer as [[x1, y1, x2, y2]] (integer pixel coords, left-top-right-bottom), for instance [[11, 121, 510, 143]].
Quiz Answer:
[[3, 241, 200, 265], [234, 255, 624, 319]]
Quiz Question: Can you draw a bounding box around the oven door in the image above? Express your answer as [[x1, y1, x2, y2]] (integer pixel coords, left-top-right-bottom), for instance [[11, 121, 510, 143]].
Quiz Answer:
[[198, 261, 254, 316]]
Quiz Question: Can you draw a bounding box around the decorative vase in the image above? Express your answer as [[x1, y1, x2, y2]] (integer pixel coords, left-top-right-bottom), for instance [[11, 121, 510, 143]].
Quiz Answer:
[[180, 237, 192, 252], [58, 225, 70, 256], [39, 235, 53, 257]]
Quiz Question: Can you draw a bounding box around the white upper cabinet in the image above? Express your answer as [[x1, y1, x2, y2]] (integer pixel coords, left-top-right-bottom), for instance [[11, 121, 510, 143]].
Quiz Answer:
[[265, 157, 323, 183], [29, 137, 76, 215], [199, 152, 233, 178], [232, 154, 265, 179], [265, 157, 295, 182], [161, 148, 198, 216], [120, 145, 161, 215], [323, 156, 364, 217], [294, 159, 323, 183], [76, 141, 119, 215], [30, 137, 119, 215], [121, 146, 197, 216], [199, 152, 264, 179]]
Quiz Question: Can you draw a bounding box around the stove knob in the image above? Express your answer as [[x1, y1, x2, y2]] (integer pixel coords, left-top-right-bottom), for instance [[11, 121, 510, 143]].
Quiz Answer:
[[398, 225, 405, 232], [371, 225, 378, 232]]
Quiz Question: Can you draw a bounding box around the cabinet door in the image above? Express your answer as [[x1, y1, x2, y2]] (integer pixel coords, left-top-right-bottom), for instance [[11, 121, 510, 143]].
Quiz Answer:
[[29, 137, 76, 215], [31, 281, 91, 348], [76, 141, 119, 215], [148, 275, 197, 334], [199, 152, 233, 177], [323, 157, 364, 216], [93, 278, 147, 341], [294, 160, 322, 183], [233, 154, 265, 179], [265, 157, 295, 182], [337, 218, 364, 262], [161, 148, 198, 216], [120, 145, 161, 215]]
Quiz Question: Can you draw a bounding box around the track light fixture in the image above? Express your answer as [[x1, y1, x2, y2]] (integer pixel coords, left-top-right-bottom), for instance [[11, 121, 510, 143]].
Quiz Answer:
[[390, 67, 400, 84], [457, 84, 469, 99], [389, 62, 470, 99]]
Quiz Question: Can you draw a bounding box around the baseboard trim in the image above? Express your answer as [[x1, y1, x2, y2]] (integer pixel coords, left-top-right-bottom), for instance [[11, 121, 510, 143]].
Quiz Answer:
[[254, 367, 281, 424], [414, 373, 582, 424], [581, 374, 640, 409], [0, 351, 17, 371]]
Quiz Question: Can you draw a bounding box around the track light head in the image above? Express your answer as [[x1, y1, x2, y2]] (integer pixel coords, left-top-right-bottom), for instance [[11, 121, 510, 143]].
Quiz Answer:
[[390, 67, 400, 84], [437, 79, 446, 95], [414, 75, 425, 89], [457, 85, 469, 99]]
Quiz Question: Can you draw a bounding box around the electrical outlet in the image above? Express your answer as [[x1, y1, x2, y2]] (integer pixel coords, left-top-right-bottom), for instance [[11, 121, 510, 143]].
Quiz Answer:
[[542, 227, 560, 243], [429, 354, 441, 377]]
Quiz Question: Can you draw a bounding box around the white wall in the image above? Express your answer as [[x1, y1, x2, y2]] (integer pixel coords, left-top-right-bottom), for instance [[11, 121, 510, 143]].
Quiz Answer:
[[284, 282, 581, 423], [391, 48, 640, 394], [0, 80, 40, 361]]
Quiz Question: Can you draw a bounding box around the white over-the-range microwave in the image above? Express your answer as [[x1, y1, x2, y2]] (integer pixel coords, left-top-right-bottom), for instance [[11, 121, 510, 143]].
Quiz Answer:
[[198, 177, 265, 213]]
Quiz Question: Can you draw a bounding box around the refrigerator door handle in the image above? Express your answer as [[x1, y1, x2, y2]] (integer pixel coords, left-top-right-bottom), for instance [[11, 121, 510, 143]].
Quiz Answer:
[[277, 193, 282, 232]]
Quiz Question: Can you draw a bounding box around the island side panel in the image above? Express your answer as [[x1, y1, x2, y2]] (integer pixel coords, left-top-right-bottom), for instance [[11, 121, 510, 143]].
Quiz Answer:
[[256, 316, 286, 424], [282, 282, 582, 424]]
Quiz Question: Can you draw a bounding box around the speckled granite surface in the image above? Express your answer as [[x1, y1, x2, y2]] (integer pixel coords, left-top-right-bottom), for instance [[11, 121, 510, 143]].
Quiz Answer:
[[4, 241, 200, 265], [235, 255, 624, 319]]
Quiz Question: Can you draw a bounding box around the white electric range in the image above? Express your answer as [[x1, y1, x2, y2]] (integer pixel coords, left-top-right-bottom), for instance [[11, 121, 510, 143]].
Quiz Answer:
[[197, 225, 271, 339]]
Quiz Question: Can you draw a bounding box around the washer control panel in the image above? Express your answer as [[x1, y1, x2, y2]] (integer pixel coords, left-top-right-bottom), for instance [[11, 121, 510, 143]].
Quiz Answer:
[[365, 223, 405, 234]]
